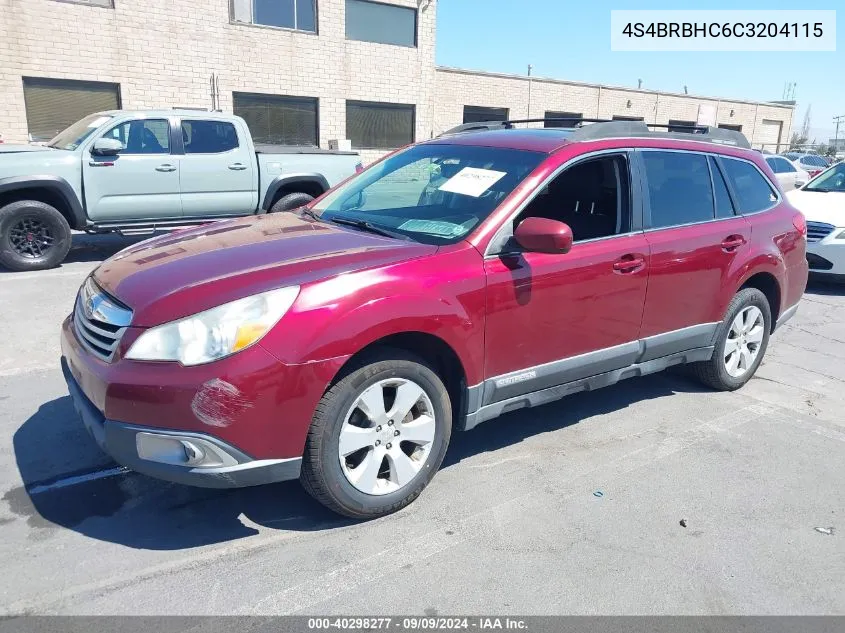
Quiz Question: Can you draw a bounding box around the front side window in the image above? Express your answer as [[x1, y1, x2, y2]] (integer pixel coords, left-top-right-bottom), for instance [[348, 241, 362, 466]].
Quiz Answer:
[[181, 120, 239, 154], [346, 0, 416, 47], [346, 101, 414, 149], [642, 151, 714, 228], [104, 119, 170, 154], [721, 157, 778, 213], [777, 157, 796, 173], [311, 143, 544, 245], [232, 0, 316, 33], [803, 163, 845, 193], [765, 157, 783, 173]]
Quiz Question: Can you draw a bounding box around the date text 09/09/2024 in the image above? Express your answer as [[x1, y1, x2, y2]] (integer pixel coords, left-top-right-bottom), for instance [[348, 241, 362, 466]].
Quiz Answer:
[[307, 617, 528, 630]]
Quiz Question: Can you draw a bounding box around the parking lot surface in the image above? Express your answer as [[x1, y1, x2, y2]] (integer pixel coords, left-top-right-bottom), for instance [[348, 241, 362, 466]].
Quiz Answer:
[[0, 233, 843, 615]]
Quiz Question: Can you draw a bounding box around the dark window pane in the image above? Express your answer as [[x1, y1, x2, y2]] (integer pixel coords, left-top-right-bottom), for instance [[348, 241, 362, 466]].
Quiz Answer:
[[295, 0, 316, 31], [777, 158, 796, 173], [668, 119, 697, 133], [612, 115, 644, 121], [347, 101, 414, 149], [709, 157, 735, 218], [346, 0, 416, 47], [254, 0, 295, 29], [462, 106, 509, 124], [642, 151, 714, 228], [234, 92, 318, 146], [22, 77, 120, 142], [544, 111, 582, 128], [107, 119, 170, 154], [718, 123, 742, 132], [765, 157, 782, 173], [182, 120, 239, 154], [721, 157, 778, 213]]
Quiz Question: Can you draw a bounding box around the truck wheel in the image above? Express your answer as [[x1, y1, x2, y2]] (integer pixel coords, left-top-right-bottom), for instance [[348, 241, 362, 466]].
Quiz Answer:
[[300, 349, 452, 519], [269, 192, 315, 213], [0, 200, 72, 272], [691, 288, 771, 391]]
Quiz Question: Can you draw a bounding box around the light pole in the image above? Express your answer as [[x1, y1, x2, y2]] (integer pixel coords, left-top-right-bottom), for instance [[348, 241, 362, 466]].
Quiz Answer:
[[834, 114, 845, 155], [527, 64, 533, 120]]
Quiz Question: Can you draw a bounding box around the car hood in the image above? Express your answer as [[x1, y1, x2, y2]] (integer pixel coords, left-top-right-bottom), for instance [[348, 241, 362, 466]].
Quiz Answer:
[[786, 189, 845, 227], [0, 144, 55, 154], [93, 213, 439, 326]]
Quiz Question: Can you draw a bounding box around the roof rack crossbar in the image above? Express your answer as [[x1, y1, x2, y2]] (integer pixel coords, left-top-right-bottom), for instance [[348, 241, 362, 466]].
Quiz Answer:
[[437, 117, 751, 149]]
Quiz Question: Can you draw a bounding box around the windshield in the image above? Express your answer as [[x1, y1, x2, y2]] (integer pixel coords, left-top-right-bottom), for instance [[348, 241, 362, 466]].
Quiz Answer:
[[47, 113, 114, 150], [804, 163, 845, 192], [311, 143, 545, 244]]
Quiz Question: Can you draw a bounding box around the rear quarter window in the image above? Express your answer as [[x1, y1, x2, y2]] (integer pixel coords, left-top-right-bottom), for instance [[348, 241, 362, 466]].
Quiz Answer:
[[720, 157, 778, 214]]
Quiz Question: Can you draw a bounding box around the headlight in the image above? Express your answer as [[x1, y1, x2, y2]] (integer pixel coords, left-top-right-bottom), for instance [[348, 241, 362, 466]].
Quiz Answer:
[[125, 286, 299, 365]]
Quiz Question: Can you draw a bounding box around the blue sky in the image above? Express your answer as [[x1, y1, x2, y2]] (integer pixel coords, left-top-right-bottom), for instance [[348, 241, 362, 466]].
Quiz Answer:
[[436, 1, 842, 141]]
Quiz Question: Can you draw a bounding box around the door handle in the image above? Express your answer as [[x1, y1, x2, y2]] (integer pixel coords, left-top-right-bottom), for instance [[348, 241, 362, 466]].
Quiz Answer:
[[720, 235, 746, 252], [613, 254, 646, 274], [155, 164, 177, 172], [228, 163, 248, 171]]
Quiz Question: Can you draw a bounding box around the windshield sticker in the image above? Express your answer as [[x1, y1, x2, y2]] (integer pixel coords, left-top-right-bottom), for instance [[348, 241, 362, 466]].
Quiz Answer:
[[87, 116, 112, 128], [438, 167, 507, 197], [398, 219, 465, 237]]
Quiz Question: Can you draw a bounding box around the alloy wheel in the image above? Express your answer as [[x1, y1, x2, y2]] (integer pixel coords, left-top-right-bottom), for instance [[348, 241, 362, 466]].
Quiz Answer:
[[338, 378, 436, 496], [724, 306, 765, 378], [9, 217, 55, 259]]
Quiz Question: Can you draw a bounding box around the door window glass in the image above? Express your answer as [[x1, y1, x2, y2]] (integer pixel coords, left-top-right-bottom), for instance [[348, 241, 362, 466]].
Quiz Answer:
[[181, 120, 239, 154], [642, 151, 714, 228], [104, 119, 170, 154], [721, 157, 778, 213]]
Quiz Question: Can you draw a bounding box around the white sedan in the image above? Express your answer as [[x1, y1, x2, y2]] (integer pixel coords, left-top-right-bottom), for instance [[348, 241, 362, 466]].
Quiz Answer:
[[786, 162, 845, 279], [765, 155, 810, 190]]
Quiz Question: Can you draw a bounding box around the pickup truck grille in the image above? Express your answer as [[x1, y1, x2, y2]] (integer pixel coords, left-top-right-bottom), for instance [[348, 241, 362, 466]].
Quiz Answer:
[[73, 278, 132, 362], [806, 221, 835, 242]]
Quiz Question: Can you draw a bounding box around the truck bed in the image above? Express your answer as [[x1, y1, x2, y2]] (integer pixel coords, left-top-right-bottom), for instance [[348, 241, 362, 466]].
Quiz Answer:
[[255, 144, 359, 156]]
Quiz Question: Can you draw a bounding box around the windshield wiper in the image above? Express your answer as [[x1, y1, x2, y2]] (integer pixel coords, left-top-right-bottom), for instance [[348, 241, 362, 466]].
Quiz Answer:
[[298, 207, 322, 221], [328, 217, 411, 241]]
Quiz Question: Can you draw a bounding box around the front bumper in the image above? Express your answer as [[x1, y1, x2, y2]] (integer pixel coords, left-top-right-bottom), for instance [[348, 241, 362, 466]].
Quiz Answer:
[[807, 235, 845, 276], [62, 358, 301, 488]]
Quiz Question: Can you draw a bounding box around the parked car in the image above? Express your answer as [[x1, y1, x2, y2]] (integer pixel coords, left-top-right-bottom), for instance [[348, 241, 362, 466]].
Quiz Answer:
[[61, 120, 807, 518], [764, 155, 810, 190], [782, 152, 829, 179], [786, 162, 845, 280], [0, 110, 361, 271]]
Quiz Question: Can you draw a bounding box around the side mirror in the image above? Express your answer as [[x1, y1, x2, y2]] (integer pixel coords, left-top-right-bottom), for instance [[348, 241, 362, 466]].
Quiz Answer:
[[514, 217, 573, 254], [91, 138, 124, 156]]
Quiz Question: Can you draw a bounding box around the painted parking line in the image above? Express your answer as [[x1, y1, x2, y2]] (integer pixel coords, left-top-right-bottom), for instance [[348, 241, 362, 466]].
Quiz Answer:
[[26, 466, 129, 496]]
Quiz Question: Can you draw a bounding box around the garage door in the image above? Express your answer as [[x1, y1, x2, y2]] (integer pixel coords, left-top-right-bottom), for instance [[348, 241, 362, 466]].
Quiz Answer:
[[757, 119, 783, 152], [22, 77, 121, 142]]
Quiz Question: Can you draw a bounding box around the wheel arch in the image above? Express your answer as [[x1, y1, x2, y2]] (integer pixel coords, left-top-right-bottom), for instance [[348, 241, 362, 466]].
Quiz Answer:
[[738, 270, 781, 332], [0, 176, 85, 230], [260, 174, 329, 212]]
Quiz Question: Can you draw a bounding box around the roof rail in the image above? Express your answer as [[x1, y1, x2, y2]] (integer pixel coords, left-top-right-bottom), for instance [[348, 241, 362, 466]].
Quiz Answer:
[[438, 117, 751, 149]]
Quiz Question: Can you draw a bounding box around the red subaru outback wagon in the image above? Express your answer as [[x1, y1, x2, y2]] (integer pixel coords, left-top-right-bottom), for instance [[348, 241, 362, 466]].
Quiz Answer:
[[61, 120, 808, 518]]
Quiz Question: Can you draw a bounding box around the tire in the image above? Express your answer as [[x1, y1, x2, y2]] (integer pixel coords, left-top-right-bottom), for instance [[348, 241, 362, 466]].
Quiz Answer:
[[300, 349, 452, 519], [0, 200, 72, 272], [691, 288, 772, 391], [269, 192, 315, 213]]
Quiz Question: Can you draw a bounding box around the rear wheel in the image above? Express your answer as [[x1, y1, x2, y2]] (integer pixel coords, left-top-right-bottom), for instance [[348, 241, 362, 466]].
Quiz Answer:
[[300, 350, 452, 519], [692, 288, 771, 391], [269, 192, 315, 213], [0, 200, 72, 271]]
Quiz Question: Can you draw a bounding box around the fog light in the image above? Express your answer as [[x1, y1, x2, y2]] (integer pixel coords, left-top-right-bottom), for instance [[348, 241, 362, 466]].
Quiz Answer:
[[136, 432, 239, 468], [181, 440, 205, 466]]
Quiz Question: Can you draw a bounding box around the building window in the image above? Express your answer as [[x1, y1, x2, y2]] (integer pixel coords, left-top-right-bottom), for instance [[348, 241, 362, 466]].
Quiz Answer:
[[544, 111, 583, 128], [463, 106, 509, 124], [22, 77, 120, 142], [718, 123, 743, 132], [612, 115, 644, 122], [233, 92, 318, 146], [346, 0, 416, 47], [667, 119, 697, 133], [231, 0, 317, 33], [346, 101, 414, 149]]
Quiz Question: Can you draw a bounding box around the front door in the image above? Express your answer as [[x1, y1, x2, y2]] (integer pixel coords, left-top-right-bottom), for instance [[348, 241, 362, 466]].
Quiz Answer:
[[83, 118, 182, 222], [483, 152, 650, 404]]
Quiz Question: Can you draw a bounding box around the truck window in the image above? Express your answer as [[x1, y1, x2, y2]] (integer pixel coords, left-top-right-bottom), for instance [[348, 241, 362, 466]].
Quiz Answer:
[[104, 119, 170, 154], [181, 120, 239, 154]]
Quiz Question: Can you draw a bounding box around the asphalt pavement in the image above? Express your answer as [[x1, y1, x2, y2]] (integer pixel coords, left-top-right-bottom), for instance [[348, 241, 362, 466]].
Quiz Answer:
[[0, 233, 842, 615]]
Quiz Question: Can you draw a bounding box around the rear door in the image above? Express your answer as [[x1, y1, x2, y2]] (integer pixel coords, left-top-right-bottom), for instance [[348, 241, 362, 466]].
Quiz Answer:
[[637, 150, 752, 346], [178, 117, 257, 217], [83, 117, 182, 222]]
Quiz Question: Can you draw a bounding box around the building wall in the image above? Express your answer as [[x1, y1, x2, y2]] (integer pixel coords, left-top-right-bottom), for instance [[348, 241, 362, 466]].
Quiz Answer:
[[434, 67, 794, 150], [0, 0, 436, 164]]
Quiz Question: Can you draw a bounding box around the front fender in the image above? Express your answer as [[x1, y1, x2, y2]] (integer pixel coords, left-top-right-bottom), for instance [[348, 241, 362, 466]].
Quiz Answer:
[[0, 175, 86, 229], [260, 173, 329, 211]]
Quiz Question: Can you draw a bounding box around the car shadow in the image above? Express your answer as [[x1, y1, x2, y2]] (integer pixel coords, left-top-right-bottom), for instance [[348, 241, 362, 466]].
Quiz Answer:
[[805, 275, 845, 295], [9, 372, 704, 550]]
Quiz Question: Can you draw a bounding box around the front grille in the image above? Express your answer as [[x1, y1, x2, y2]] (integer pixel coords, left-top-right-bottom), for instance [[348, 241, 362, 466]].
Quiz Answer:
[[806, 221, 835, 242], [73, 278, 132, 362], [806, 252, 834, 271]]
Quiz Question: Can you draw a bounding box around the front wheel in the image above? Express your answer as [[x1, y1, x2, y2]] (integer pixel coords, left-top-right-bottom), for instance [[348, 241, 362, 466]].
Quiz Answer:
[[692, 288, 771, 391], [300, 350, 452, 519], [0, 200, 72, 271], [269, 192, 315, 213]]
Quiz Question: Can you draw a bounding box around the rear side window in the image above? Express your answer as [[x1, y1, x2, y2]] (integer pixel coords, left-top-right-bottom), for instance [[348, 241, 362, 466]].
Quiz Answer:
[[721, 158, 778, 213], [181, 120, 239, 154], [642, 151, 714, 228], [709, 157, 735, 218]]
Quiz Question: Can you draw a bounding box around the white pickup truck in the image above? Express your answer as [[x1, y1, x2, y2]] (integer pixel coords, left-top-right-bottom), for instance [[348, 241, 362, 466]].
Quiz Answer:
[[0, 110, 362, 271]]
